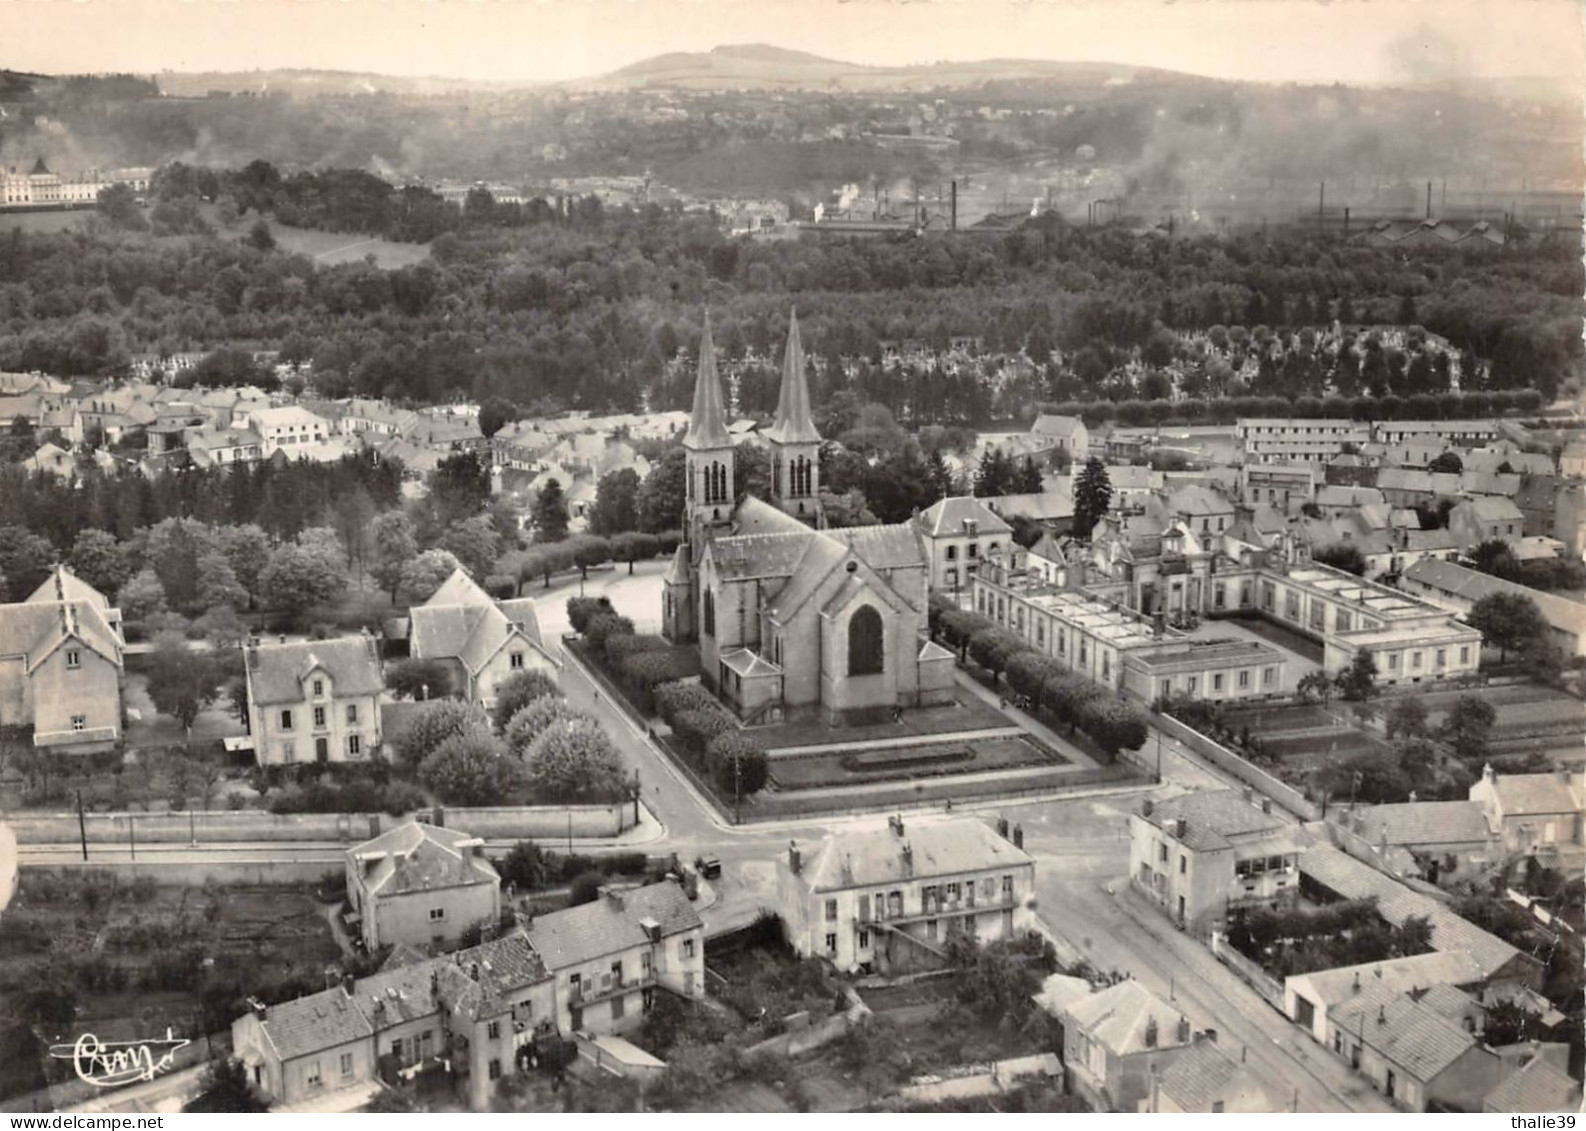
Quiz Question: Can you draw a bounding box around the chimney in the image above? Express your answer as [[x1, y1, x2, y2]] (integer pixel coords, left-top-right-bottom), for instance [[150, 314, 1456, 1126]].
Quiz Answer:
[[1142, 799, 1154, 818], [1408, 791, 1418, 804], [950, 180, 957, 232], [278, 634, 287, 645], [432, 806, 445, 828], [890, 814, 905, 837], [788, 840, 802, 875], [1352, 972, 1361, 993], [369, 815, 381, 838], [997, 816, 1010, 838], [1377, 1004, 1387, 1026], [900, 841, 914, 874], [342, 972, 355, 996], [1174, 817, 1188, 838], [250, 998, 267, 1021], [1144, 1016, 1159, 1048], [1176, 1015, 1190, 1044], [1482, 763, 1496, 784], [602, 886, 625, 911], [470, 963, 481, 981], [1242, 787, 1253, 804], [1261, 799, 1272, 815], [1012, 824, 1024, 849]]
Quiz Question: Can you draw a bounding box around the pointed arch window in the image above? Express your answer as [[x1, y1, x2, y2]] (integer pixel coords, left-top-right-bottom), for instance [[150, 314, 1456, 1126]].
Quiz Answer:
[[847, 605, 884, 676], [703, 589, 716, 637]]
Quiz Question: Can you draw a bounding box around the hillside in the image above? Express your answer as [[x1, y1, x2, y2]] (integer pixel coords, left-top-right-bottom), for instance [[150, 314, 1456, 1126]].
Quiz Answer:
[[153, 68, 531, 97]]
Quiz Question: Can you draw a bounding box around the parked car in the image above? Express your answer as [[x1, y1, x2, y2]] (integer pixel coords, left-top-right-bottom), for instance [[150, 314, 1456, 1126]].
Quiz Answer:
[[694, 855, 722, 879]]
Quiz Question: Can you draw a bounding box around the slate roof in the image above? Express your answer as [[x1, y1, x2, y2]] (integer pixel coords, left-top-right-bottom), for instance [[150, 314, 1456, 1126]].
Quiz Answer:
[[1156, 1040, 1276, 1112], [796, 818, 1033, 893], [1483, 1054, 1583, 1113], [350, 821, 497, 898], [258, 986, 374, 1062], [1351, 801, 1492, 847], [1329, 978, 1476, 1083], [763, 311, 821, 445], [1486, 772, 1584, 817], [1287, 950, 1488, 1009], [409, 570, 550, 675], [524, 881, 700, 970], [1167, 484, 1233, 516], [1031, 414, 1085, 441], [826, 522, 925, 571], [1299, 844, 1525, 975], [1137, 789, 1287, 852], [1059, 979, 1190, 1057], [1416, 982, 1481, 1023], [1403, 559, 1586, 642], [0, 568, 123, 672], [1460, 496, 1523, 523], [684, 314, 732, 450], [709, 531, 814, 582], [982, 490, 1074, 522], [244, 636, 383, 706], [917, 496, 1012, 538]]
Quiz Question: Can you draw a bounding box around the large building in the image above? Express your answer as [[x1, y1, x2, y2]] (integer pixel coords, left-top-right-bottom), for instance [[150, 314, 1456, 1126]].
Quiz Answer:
[[0, 566, 125, 753], [345, 821, 502, 953], [776, 817, 1036, 974], [662, 312, 953, 724], [914, 496, 1013, 596], [232, 879, 701, 1111], [1043, 978, 1196, 1113], [409, 569, 559, 709], [1400, 559, 1586, 659], [243, 635, 384, 766]]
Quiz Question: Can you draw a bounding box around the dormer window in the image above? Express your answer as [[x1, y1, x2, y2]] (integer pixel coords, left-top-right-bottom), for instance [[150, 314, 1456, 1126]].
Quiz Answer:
[[65, 649, 81, 670]]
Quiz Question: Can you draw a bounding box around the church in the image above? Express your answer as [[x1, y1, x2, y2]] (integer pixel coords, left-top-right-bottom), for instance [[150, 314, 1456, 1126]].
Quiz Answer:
[[662, 312, 956, 725]]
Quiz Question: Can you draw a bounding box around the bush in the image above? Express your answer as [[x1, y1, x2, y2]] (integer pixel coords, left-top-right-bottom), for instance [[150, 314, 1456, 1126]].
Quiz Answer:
[[504, 697, 588, 757], [567, 596, 614, 635], [671, 709, 736, 758], [706, 731, 768, 795], [605, 632, 669, 671], [490, 669, 561, 732], [654, 681, 720, 727], [418, 731, 524, 806], [568, 869, 605, 906], [483, 573, 517, 600], [391, 699, 490, 767], [385, 658, 457, 701], [586, 613, 635, 648], [618, 651, 703, 714], [521, 716, 629, 803]]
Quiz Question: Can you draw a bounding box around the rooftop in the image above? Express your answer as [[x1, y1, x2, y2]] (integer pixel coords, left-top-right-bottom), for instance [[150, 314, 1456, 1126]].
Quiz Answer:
[[244, 635, 383, 707], [1137, 789, 1288, 853], [1056, 979, 1191, 1057], [1124, 639, 1283, 674], [524, 881, 700, 970], [795, 817, 1033, 893]]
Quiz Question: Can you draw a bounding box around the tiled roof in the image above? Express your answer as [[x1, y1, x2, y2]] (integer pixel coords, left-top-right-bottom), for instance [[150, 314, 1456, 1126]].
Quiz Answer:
[[1329, 978, 1476, 1083], [709, 531, 815, 582], [982, 490, 1074, 522], [1287, 950, 1488, 1008], [524, 881, 700, 970], [917, 496, 1012, 538], [731, 496, 811, 538], [1462, 496, 1523, 522], [244, 636, 383, 706], [1403, 560, 1586, 640], [826, 522, 925, 571], [797, 817, 1033, 893], [1156, 1040, 1275, 1112], [1031, 414, 1084, 440], [259, 986, 374, 1062], [1351, 801, 1492, 847], [1487, 772, 1584, 817], [1060, 979, 1190, 1057], [1168, 484, 1233, 516], [1137, 790, 1287, 852], [410, 603, 487, 661], [350, 821, 497, 898], [1416, 982, 1480, 1023], [1483, 1055, 1583, 1113]]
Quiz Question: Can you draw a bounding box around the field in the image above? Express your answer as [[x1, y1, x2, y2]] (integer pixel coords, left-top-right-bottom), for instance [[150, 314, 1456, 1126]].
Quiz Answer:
[[1219, 701, 1394, 777]]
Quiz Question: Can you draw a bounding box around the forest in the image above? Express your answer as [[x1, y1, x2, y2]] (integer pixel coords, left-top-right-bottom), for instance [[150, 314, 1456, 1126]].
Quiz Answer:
[[0, 163, 1579, 424]]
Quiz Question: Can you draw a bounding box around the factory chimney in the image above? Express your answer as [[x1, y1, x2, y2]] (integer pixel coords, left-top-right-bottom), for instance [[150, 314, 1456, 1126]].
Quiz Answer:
[[950, 180, 957, 232]]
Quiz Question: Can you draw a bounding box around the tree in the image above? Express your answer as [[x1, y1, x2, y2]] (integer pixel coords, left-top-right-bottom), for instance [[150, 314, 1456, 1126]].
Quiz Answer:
[[1385, 697, 1428, 741], [1077, 698, 1149, 761], [478, 397, 518, 439], [504, 697, 586, 758], [610, 530, 659, 574], [118, 568, 168, 623], [245, 219, 276, 252], [1391, 914, 1434, 957], [1071, 458, 1113, 540], [520, 542, 574, 590], [567, 534, 612, 580], [427, 451, 491, 530], [967, 628, 1022, 682], [636, 448, 687, 534], [0, 526, 53, 602], [193, 604, 250, 649], [196, 551, 248, 612], [385, 657, 456, 701], [258, 542, 345, 614], [1427, 451, 1463, 474], [68, 529, 130, 596], [1468, 592, 1550, 662], [370, 511, 419, 604], [1334, 650, 1378, 702], [567, 596, 616, 635], [329, 486, 377, 575], [819, 488, 878, 527], [399, 549, 463, 604], [522, 717, 627, 802], [1483, 1000, 1543, 1047], [393, 699, 490, 766], [707, 731, 768, 796], [219, 524, 271, 609], [1312, 543, 1366, 577], [1441, 695, 1497, 759], [532, 479, 571, 543], [439, 515, 501, 579], [1468, 538, 1517, 579], [973, 449, 1012, 498], [144, 632, 217, 734], [588, 468, 642, 536], [96, 182, 147, 231], [184, 1057, 268, 1113], [491, 669, 561, 732], [420, 729, 522, 806]]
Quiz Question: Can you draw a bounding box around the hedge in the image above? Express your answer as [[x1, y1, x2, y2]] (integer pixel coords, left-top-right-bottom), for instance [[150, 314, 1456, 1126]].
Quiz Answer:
[[567, 596, 616, 635], [586, 613, 635, 648], [671, 708, 736, 758], [1036, 388, 1544, 429]]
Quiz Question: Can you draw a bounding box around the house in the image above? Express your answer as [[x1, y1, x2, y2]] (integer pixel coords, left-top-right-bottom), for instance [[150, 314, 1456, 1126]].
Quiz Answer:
[[1468, 765, 1585, 870], [1400, 559, 1586, 658], [1108, 465, 1167, 508], [1315, 484, 1386, 518], [1239, 462, 1317, 513], [776, 817, 1036, 974], [1145, 1038, 1281, 1112], [242, 635, 384, 766], [913, 496, 1013, 595], [341, 399, 419, 440], [1285, 950, 1490, 1045], [186, 427, 263, 469], [1164, 484, 1235, 537], [1482, 1051, 1583, 1113], [1029, 414, 1088, 462], [1236, 418, 1371, 465], [243, 406, 333, 457], [345, 821, 501, 953], [524, 881, 705, 1036], [26, 443, 75, 479], [1447, 497, 1524, 553], [1556, 441, 1585, 480], [979, 490, 1075, 532], [1329, 800, 1498, 881], [1325, 977, 1509, 1111], [1049, 979, 1195, 1112], [1024, 531, 1071, 586], [408, 569, 559, 710], [1128, 790, 1300, 931], [0, 566, 125, 753], [663, 313, 953, 724]]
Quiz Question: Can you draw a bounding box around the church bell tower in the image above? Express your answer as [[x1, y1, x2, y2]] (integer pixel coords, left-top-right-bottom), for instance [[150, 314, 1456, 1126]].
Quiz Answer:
[[765, 309, 823, 526], [682, 311, 735, 560]]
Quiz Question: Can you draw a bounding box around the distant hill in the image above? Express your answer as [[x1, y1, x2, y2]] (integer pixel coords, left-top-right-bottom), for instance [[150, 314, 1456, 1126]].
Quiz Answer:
[[0, 70, 47, 101], [571, 43, 1196, 93], [153, 69, 531, 98]]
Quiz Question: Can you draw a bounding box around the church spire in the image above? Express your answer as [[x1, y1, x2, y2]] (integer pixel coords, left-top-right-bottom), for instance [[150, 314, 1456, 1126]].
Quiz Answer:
[[683, 311, 732, 451], [766, 308, 821, 445]]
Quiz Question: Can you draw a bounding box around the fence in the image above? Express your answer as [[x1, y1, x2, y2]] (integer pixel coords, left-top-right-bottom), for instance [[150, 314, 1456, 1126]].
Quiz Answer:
[[9, 802, 635, 847], [1153, 712, 1320, 821], [1209, 931, 1287, 1012]]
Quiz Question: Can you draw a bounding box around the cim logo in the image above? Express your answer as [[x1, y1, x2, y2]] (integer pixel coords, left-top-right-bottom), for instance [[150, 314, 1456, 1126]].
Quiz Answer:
[[48, 1029, 191, 1089]]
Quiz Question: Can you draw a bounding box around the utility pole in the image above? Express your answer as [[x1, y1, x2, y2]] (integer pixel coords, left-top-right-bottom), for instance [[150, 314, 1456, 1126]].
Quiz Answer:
[[734, 756, 742, 826], [76, 790, 87, 861], [129, 814, 135, 862]]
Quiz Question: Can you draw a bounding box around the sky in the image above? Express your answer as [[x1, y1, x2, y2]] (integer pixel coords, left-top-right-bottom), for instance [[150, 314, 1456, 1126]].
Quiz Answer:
[[1, 0, 1581, 88]]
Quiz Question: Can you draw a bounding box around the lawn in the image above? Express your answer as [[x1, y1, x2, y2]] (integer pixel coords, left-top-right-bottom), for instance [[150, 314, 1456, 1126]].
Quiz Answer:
[[767, 736, 1064, 791], [753, 690, 1010, 750], [0, 875, 343, 1095]]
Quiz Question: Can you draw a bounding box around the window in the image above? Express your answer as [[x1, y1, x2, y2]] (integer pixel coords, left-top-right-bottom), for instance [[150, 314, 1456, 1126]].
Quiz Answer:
[[312, 679, 323, 697], [282, 741, 295, 762], [1036, 621, 1045, 646], [1238, 670, 1250, 689], [1435, 648, 1446, 668], [1160, 679, 1172, 700], [857, 894, 870, 920], [348, 735, 361, 757], [306, 1061, 322, 1088], [487, 1021, 500, 1039], [847, 605, 884, 677], [825, 898, 838, 920], [279, 709, 293, 730], [346, 704, 358, 724], [1212, 1101, 1225, 1113], [1159, 844, 1168, 863], [1336, 609, 1352, 632], [1411, 651, 1422, 669], [70, 715, 85, 731], [946, 544, 958, 561], [858, 930, 870, 949], [313, 706, 326, 728], [825, 933, 837, 954], [682, 939, 696, 958], [1388, 652, 1400, 670], [488, 1059, 501, 1081], [703, 590, 715, 636], [945, 567, 958, 588], [610, 994, 625, 1021], [1179, 855, 1187, 875], [510, 652, 524, 670], [1213, 673, 1224, 692], [1001, 874, 1014, 899], [1187, 676, 1198, 694], [339, 1052, 353, 1079], [65, 649, 80, 670], [967, 543, 979, 559], [1263, 667, 1275, 688], [1459, 645, 1470, 664], [429, 908, 445, 921]]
